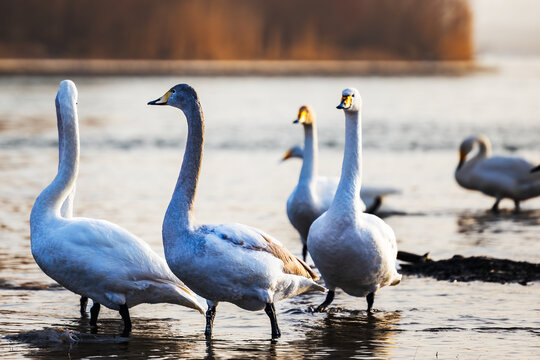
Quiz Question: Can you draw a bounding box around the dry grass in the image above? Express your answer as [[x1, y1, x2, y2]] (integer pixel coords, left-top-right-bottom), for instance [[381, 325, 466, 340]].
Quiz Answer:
[[0, 0, 474, 61]]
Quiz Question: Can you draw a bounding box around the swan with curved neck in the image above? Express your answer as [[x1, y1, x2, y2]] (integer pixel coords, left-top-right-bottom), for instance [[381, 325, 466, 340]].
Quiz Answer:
[[148, 84, 324, 339], [30, 80, 204, 337], [455, 135, 540, 212], [307, 88, 401, 313], [284, 106, 399, 260]]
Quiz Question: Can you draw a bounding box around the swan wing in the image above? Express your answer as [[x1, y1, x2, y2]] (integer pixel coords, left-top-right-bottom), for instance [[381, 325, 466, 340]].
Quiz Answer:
[[35, 218, 202, 310], [200, 223, 318, 280], [471, 156, 538, 189]]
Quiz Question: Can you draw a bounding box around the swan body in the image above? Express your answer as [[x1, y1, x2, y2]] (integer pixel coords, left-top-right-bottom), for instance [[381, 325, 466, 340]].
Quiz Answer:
[[455, 135, 540, 211], [307, 88, 401, 312], [30, 80, 204, 336], [148, 84, 324, 339]]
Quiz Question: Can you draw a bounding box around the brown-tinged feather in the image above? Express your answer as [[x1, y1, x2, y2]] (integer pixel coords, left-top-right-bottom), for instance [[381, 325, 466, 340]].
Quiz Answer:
[[256, 233, 319, 280]]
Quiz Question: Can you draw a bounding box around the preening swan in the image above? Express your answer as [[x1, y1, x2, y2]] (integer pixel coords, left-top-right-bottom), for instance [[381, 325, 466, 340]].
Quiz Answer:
[[455, 135, 540, 212], [30, 80, 204, 337], [148, 84, 325, 339], [307, 88, 401, 313]]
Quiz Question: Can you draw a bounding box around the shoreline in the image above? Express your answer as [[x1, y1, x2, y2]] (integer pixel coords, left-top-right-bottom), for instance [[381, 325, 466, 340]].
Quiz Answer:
[[0, 59, 490, 76]]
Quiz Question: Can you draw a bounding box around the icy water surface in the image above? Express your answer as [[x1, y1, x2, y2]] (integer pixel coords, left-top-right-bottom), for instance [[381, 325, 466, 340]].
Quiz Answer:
[[1, 59, 539, 359]]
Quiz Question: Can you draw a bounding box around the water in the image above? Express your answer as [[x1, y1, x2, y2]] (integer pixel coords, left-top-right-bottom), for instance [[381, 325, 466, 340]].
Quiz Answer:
[[1, 58, 539, 359]]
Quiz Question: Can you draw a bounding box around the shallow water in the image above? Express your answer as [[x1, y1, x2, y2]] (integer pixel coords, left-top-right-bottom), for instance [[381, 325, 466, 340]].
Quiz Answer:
[[1, 58, 539, 359]]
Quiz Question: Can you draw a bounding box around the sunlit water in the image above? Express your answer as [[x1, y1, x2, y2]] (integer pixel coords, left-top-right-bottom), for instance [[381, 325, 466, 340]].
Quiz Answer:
[[1, 58, 539, 359]]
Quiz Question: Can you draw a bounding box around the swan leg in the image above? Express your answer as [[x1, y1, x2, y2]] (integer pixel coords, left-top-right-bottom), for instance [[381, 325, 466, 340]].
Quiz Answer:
[[204, 302, 218, 339], [264, 303, 281, 339], [315, 290, 335, 312], [119, 304, 132, 337], [365, 196, 382, 214], [89, 302, 100, 327], [491, 198, 501, 213], [80, 296, 88, 317], [366, 292, 375, 313], [302, 243, 308, 262], [514, 200, 520, 213]]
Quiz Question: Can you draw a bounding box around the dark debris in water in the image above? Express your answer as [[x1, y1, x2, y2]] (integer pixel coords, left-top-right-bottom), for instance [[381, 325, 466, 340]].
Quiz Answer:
[[5, 327, 130, 346], [398, 251, 540, 285]]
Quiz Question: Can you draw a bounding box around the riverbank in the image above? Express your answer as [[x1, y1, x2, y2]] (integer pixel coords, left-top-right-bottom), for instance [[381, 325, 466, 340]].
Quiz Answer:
[[0, 59, 488, 76]]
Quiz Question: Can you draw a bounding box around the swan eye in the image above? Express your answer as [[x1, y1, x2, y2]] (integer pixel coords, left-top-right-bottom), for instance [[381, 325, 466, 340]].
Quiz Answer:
[[170, 89, 176, 93]]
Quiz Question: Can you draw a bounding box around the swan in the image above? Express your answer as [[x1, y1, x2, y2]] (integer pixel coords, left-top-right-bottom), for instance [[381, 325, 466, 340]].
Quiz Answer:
[[307, 88, 401, 313], [455, 135, 540, 212], [282, 143, 400, 215], [30, 80, 205, 337], [148, 84, 325, 339]]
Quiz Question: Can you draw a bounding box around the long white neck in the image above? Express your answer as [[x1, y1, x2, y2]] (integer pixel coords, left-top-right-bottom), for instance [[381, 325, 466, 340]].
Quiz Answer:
[[56, 99, 75, 218], [298, 124, 318, 186], [163, 100, 204, 243], [31, 100, 79, 228], [330, 110, 362, 215]]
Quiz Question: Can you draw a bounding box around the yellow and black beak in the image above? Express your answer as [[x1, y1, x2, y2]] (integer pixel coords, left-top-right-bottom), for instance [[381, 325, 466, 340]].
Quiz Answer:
[[531, 165, 540, 173], [148, 90, 173, 106], [293, 109, 307, 124], [457, 150, 466, 170], [337, 95, 352, 109]]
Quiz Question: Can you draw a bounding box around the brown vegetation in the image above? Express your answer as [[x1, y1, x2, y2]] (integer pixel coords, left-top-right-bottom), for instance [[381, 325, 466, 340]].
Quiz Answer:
[[0, 0, 474, 61]]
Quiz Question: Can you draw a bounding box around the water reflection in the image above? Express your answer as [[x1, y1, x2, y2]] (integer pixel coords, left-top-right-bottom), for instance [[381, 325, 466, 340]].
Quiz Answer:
[[291, 309, 401, 358], [456, 209, 540, 235]]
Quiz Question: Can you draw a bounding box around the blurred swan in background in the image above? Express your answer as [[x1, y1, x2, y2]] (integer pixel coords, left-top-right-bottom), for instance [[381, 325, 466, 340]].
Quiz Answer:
[[30, 80, 204, 337], [148, 84, 324, 340], [308, 88, 401, 313], [455, 135, 540, 212], [283, 106, 399, 261]]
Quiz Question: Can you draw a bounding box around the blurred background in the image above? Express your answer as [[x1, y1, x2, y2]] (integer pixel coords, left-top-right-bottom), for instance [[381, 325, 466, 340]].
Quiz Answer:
[[1, 1, 539, 359]]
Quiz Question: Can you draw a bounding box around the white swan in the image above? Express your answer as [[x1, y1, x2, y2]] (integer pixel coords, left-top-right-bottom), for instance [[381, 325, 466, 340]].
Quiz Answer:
[[30, 80, 204, 336], [283, 106, 399, 262], [455, 135, 540, 212], [307, 88, 401, 313], [282, 143, 400, 215], [148, 84, 325, 339]]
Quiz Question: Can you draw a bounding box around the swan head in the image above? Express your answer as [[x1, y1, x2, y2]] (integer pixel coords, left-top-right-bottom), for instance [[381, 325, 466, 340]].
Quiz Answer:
[[293, 105, 315, 126], [281, 145, 304, 161], [337, 88, 361, 112], [457, 135, 490, 170], [56, 80, 78, 109], [148, 83, 198, 110]]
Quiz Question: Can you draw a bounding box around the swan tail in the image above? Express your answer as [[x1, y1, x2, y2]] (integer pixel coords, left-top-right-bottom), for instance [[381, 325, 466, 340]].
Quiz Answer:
[[172, 284, 205, 314], [390, 273, 402, 286]]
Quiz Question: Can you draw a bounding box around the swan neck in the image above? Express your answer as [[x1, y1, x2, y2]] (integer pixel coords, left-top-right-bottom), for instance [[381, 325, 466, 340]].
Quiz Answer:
[[332, 111, 362, 213], [31, 100, 79, 227], [164, 101, 204, 236], [56, 100, 74, 217], [299, 124, 318, 185], [476, 137, 491, 158]]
